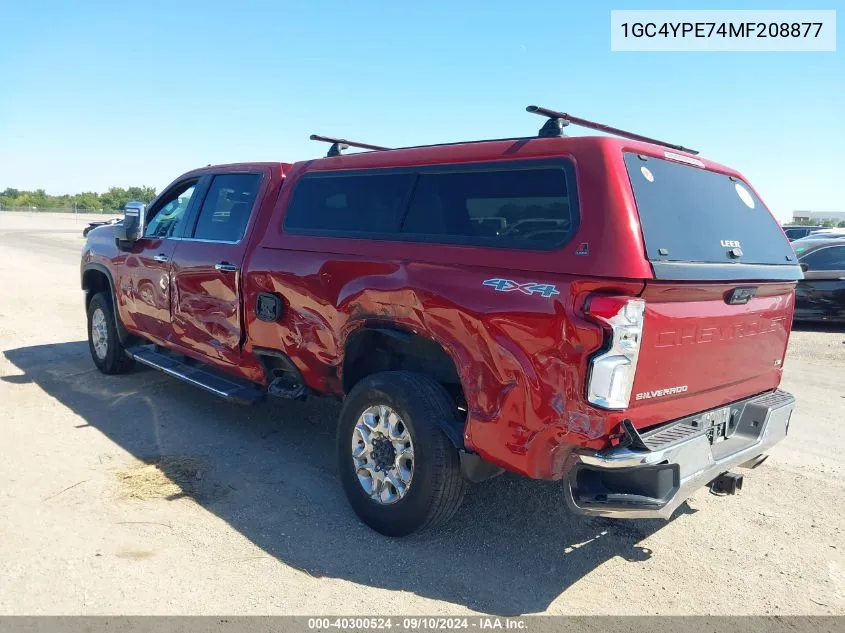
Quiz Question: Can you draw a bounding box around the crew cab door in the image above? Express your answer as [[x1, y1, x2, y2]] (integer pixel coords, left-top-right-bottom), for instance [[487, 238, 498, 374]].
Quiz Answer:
[[170, 172, 264, 365], [119, 179, 201, 344], [796, 244, 845, 321]]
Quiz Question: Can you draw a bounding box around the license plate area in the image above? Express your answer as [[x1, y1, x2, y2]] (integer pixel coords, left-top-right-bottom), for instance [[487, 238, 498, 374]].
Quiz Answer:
[[636, 393, 784, 454], [691, 406, 736, 445]]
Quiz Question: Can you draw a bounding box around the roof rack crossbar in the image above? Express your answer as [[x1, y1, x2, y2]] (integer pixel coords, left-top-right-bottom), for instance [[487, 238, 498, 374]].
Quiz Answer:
[[309, 134, 391, 157], [526, 105, 699, 155]]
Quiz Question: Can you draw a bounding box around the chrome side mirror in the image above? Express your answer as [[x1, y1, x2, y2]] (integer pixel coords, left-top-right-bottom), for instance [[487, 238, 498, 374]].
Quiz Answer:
[[117, 202, 146, 243]]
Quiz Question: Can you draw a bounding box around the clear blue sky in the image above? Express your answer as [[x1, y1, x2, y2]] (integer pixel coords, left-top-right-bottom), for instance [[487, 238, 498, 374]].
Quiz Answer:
[[0, 0, 841, 221]]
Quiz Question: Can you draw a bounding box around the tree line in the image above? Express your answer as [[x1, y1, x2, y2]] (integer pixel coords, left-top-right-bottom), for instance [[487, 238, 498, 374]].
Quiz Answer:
[[0, 186, 157, 212], [3, 186, 843, 227]]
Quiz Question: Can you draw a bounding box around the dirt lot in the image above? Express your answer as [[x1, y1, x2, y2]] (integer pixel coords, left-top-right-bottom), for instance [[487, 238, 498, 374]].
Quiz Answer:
[[0, 211, 843, 615]]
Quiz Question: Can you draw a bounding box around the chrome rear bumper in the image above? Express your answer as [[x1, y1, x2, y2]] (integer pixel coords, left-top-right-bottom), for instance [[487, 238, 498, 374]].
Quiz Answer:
[[564, 390, 795, 519]]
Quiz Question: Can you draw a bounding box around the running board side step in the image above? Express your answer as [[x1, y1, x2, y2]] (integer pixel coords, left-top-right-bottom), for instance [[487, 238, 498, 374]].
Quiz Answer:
[[126, 345, 265, 405]]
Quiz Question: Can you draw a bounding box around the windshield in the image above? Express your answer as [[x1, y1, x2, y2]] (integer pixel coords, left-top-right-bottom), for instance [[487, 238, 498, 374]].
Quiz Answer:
[[624, 153, 795, 266]]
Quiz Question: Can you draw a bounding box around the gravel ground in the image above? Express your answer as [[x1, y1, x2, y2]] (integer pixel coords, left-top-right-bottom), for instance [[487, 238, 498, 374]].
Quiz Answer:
[[0, 211, 843, 616]]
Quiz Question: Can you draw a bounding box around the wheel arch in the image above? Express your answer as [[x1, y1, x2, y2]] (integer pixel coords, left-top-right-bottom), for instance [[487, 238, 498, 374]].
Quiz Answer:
[[341, 325, 467, 449], [81, 263, 132, 345]]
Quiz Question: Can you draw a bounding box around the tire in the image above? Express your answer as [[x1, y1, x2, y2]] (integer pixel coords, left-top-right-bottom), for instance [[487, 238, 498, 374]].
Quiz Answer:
[[87, 292, 134, 375], [337, 371, 467, 536]]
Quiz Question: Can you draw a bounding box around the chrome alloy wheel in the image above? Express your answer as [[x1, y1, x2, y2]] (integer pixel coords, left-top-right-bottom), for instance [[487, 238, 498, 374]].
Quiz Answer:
[[351, 404, 414, 504], [91, 307, 109, 360]]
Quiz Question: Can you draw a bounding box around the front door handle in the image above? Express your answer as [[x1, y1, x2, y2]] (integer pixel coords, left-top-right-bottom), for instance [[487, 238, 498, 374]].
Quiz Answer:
[[153, 254, 169, 262], [215, 262, 239, 272]]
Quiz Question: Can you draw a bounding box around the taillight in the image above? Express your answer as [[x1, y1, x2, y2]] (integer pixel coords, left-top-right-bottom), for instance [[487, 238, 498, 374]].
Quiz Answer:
[[585, 295, 646, 410]]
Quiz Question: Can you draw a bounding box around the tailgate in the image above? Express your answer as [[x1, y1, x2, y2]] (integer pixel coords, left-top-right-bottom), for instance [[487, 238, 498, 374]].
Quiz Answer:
[[617, 150, 802, 426], [630, 281, 794, 419]]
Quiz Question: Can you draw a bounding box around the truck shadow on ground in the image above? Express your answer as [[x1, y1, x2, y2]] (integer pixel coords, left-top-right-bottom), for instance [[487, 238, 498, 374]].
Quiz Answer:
[[3, 341, 694, 615]]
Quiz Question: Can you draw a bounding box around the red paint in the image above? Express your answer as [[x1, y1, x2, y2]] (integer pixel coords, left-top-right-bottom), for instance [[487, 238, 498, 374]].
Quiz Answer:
[[82, 136, 797, 482]]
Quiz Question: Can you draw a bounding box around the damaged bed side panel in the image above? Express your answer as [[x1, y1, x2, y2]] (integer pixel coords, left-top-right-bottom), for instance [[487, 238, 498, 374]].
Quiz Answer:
[[244, 248, 641, 479]]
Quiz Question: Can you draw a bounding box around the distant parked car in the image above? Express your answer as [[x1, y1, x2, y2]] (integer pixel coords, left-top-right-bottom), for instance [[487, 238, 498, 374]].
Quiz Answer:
[[82, 217, 121, 237], [782, 225, 825, 241], [807, 228, 845, 237], [791, 232, 845, 255], [794, 238, 845, 322]]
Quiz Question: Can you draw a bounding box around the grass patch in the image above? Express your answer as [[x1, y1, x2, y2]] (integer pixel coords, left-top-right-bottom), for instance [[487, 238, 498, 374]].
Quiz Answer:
[[116, 456, 204, 500]]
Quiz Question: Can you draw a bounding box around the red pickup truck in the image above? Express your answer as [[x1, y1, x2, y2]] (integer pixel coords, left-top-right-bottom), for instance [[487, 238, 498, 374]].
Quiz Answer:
[[81, 106, 800, 536]]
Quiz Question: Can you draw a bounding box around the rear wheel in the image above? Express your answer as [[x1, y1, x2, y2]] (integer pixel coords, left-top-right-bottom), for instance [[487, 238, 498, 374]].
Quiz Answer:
[[337, 371, 467, 536], [87, 292, 134, 374]]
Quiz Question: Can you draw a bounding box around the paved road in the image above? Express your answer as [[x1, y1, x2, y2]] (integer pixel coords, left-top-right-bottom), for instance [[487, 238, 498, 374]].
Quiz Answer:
[[0, 211, 843, 615]]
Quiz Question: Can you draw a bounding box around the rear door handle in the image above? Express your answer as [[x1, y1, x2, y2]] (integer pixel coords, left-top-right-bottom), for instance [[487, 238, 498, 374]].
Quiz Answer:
[[215, 262, 239, 272], [153, 254, 169, 262]]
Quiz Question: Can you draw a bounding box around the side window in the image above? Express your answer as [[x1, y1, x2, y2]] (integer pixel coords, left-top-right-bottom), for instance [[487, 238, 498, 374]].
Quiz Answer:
[[401, 168, 574, 249], [801, 246, 845, 270], [284, 173, 413, 233], [192, 173, 262, 242], [145, 182, 197, 238]]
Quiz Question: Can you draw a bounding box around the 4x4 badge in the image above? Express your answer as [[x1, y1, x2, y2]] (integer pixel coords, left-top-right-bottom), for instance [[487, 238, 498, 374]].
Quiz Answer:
[[483, 278, 560, 298]]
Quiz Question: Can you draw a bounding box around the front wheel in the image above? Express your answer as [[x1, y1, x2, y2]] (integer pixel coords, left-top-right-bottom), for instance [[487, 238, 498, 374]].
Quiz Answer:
[[87, 292, 134, 375], [336, 371, 467, 537]]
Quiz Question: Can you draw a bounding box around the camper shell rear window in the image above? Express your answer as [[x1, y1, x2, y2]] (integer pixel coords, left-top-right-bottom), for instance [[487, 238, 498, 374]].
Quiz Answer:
[[624, 153, 800, 280]]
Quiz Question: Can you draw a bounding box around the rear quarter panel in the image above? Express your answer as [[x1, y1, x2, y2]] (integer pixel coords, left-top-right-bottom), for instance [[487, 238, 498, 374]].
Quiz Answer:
[[244, 246, 643, 479]]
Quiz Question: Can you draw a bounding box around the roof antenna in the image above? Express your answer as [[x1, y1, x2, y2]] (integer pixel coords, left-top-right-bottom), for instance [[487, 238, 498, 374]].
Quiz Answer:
[[309, 134, 391, 157], [526, 105, 699, 155]]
